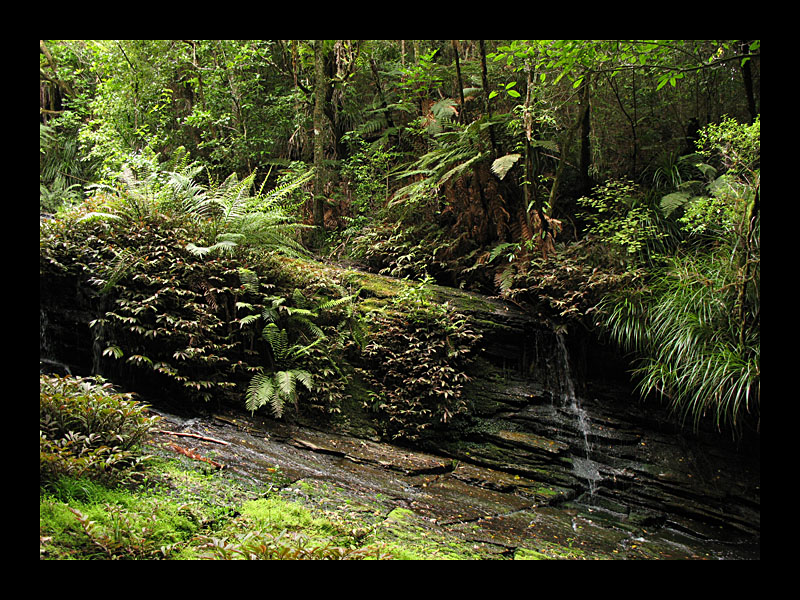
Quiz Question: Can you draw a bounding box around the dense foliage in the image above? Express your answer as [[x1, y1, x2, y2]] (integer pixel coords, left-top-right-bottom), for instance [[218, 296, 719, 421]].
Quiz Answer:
[[600, 116, 760, 432], [40, 374, 160, 485], [41, 39, 759, 435], [358, 277, 481, 440]]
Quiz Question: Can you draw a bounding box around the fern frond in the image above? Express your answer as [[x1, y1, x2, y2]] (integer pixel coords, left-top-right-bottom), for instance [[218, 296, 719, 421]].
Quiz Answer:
[[289, 311, 325, 341], [237, 314, 261, 328], [95, 247, 142, 293], [185, 239, 238, 258], [262, 323, 289, 361], [264, 167, 313, 202], [491, 154, 522, 180], [246, 373, 275, 413], [660, 191, 692, 217], [77, 212, 123, 224], [238, 268, 261, 295], [494, 264, 517, 293], [318, 293, 359, 312], [261, 296, 286, 323], [274, 370, 295, 400], [215, 171, 257, 222], [488, 242, 517, 263], [293, 369, 314, 393], [438, 152, 486, 186]]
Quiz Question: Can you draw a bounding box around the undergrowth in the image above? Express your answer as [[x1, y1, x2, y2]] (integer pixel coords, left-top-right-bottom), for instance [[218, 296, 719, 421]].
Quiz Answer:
[[39, 373, 393, 560]]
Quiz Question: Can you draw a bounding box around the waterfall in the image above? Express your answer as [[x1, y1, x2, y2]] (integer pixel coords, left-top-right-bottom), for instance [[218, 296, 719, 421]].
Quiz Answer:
[[555, 332, 599, 496]]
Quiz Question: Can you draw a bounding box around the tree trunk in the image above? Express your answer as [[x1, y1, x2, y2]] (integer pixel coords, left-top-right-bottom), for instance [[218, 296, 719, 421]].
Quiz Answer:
[[452, 40, 465, 124], [479, 40, 498, 159], [312, 40, 327, 243], [739, 40, 758, 124], [577, 75, 592, 198], [548, 85, 591, 215]]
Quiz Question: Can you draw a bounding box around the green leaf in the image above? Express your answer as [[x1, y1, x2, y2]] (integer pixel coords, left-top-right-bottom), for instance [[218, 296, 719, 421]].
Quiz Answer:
[[102, 345, 124, 359], [246, 373, 275, 413]]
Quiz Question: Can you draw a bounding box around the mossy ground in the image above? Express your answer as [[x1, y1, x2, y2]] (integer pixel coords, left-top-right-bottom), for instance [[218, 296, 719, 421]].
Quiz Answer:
[[39, 448, 501, 560]]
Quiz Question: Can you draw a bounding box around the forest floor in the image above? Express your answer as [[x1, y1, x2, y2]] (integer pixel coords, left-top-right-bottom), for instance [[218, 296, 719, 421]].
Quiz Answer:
[[41, 397, 752, 560]]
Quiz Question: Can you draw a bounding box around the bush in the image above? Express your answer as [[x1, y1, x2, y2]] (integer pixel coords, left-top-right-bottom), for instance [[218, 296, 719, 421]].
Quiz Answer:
[[40, 374, 161, 485]]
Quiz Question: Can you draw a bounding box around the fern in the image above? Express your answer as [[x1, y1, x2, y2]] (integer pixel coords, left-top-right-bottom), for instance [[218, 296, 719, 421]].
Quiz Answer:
[[237, 267, 262, 295], [182, 168, 311, 258], [246, 368, 314, 418], [262, 323, 290, 362], [659, 191, 692, 218], [487, 242, 518, 263], [185, 237, 240, 258], [246, 372, 275, 414]]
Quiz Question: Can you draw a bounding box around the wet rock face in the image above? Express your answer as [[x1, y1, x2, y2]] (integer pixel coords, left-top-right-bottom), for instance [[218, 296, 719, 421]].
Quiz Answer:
[[414, 292, 760, 547], [151, 399, 758, 559], [41, 266, 759, 557]]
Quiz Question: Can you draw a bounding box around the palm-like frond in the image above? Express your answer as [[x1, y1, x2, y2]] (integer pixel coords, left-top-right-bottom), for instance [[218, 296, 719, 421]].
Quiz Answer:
[[491, 154, 522, 180]]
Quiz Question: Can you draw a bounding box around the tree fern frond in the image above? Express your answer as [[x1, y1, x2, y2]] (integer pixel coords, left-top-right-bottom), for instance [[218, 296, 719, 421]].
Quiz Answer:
[[438, 151, 486, 185], [491, 153, 522, 180], [659, 191, 692, 217]]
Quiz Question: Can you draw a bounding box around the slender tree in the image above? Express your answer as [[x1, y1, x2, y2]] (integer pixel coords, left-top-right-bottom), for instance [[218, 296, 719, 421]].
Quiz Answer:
[[312, 40, 327, 244]]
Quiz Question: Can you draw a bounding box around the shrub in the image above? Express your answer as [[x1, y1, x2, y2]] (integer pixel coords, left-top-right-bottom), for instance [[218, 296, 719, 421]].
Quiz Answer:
[[40, 374, 161, 485]]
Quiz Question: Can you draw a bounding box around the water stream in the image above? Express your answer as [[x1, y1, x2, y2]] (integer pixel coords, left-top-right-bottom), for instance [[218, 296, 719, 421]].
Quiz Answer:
[[555, 332, 600, 496]]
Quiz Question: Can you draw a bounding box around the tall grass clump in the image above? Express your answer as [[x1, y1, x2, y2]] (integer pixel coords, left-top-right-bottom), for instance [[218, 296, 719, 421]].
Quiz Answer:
[[602, 249, 759, 432], [598, 116, 759, 435]]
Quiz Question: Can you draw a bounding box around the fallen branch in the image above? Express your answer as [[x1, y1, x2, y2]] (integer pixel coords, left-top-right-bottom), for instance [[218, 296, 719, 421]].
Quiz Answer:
[[167, 442, 224, 469], [160, 430, 229, 445]]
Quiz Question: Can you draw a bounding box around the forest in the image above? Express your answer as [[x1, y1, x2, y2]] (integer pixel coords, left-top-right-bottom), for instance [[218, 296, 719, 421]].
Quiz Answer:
[[40, 40, 760, 559]]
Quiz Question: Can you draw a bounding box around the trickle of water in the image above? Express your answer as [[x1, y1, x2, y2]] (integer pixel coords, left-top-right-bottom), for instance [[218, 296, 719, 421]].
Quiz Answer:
[[555, 332, 599, 495], [40, 309, 51, 359], [91, 319, 106, 376]]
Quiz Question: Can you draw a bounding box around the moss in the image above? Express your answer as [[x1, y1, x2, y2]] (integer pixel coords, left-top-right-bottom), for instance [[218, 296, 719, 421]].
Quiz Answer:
[[376, 507, 493, 560]]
